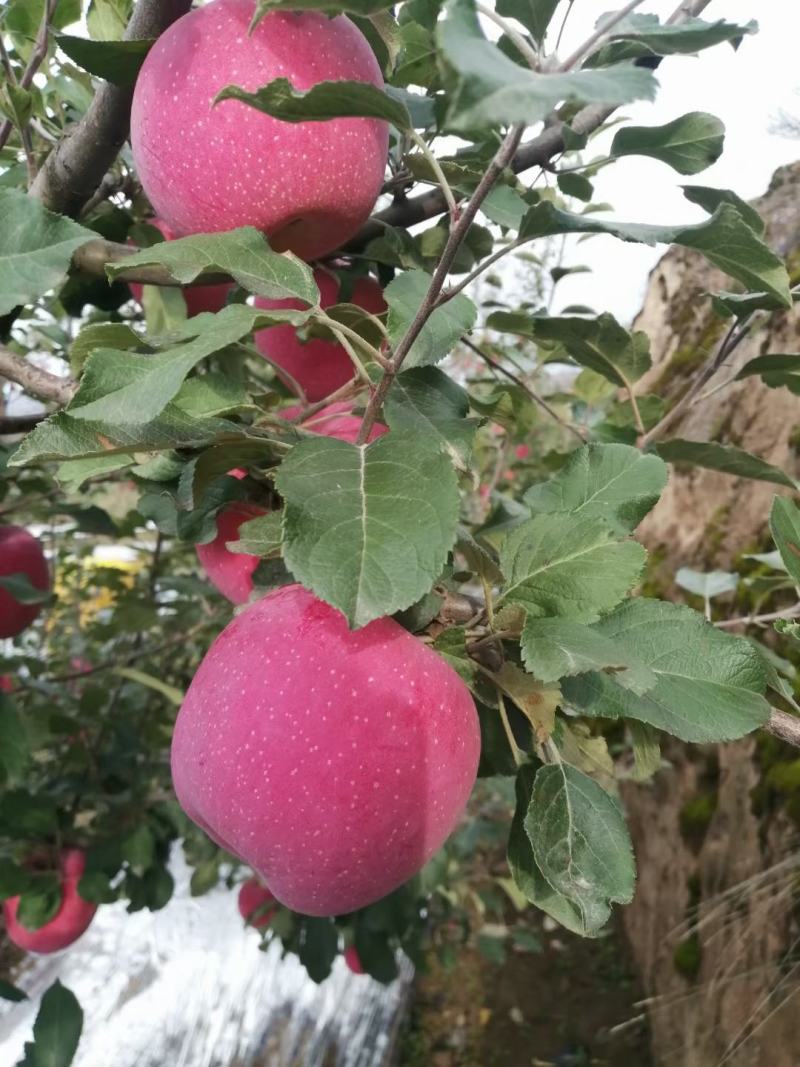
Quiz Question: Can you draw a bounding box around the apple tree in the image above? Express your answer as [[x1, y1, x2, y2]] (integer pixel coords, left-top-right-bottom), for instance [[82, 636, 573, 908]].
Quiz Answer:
[[1, 0, 800, 1058]]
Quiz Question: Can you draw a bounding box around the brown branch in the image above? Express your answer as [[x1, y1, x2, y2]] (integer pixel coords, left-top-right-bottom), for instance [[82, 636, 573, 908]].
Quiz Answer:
[[29, 0, 193, 217], [462, 336, 586, 443], [765, 708, 800, 748], [0, 346, 75, 406]]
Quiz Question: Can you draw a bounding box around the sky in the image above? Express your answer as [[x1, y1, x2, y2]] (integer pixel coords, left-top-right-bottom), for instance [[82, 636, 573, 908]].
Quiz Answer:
[[522, 0, 800, 323]]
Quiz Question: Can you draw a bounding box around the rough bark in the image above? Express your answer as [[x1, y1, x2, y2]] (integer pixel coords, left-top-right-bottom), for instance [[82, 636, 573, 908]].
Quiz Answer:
[[622, 161, 800, 1066]]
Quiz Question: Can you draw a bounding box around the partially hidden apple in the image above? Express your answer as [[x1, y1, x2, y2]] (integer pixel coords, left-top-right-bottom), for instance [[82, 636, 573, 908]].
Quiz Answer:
[[171, 584, 481, 916], [131, 0, 388, 259], [0, 676, 13, 693], [0, 525, 49, 639], [238, 876, 277, 929], [196, 409, 386, 602], [3, 849, 98, 954], [255, 269, 386, 402], [344, 945, 364, 975], [128, 218, 233, 317]]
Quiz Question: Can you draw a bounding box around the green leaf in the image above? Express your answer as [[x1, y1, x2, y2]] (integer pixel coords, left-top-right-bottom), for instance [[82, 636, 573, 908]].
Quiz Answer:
[[18, 980, 83, 1067], [601, 12, 757, 56], [16, 881, 61, 932], [386, 270, 476, 368], [517, 202, 791, 308], [108, 227, 317, 302], [437, 0, 657, 133], [114, 668, 184, 706], [174, 374, 254, 419], [297, 916, 339, 983], [487, 312, 651, 386], [507, 765, 592, 936], [69, 322, 141, 375], [655, 439, 797, 490], [121, 824, 155, 874], [735, 354, 800, 394], [228, 512, 283, 556], [611, 112, 724, 175], [0, 190, 94, 315], [383, 367, 479, 467], [57, 34, 152, 87], [275, 433, 460, 628], [557, 172, 594, 202], [480, 185, 529, 229], [682, 184, 764, 235], [769, 497, 800, 586], [628, 721, 661, 782], [0, 693, 29, 782], [11, 404, 247, 467], [0, 979, 27, 1002], [498, 512, 646, 621], [562, 599, 770, 742], [432, 627, 478, 687], [87, 0, 132, 40], [523, 443, 668, 533], [496, 0, 559, 44], [215, 78, 410, 130], [0, 573, 50, 605], [66, 305, 301, 426], [674, 567, 738, 599], [526, 763, 635, 935], [520, 618, 656, 693]]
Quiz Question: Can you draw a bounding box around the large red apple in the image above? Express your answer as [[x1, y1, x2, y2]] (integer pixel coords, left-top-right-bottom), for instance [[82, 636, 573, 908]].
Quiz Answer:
[[237, 876, 277, 929], [3, 849, 97, 954], [129, 218, 233, 317], [171, 584, 480, 916], [255, 269, 386, 402], [0, 525, 49, 639], [130, 0, 388, 260]]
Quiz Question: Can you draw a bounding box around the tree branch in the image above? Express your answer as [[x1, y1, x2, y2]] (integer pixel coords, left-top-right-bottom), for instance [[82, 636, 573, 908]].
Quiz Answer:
[[0, 413, 47, 435], [29, 0, 192, 217], [0, 347, 75, 406], [0, 0, 58, 154], [354, 124, 525, 445], [765, 708, 800, 749]]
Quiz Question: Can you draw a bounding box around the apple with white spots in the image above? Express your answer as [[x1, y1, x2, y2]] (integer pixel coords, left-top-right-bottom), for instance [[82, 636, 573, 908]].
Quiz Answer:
[[129, 218, 233, 317], [255, 269, 387, 402], [0, 525, 49, 639], [131, 0, 389, 259], [3, 850, 98, 954], [171, 584, 480, 916]]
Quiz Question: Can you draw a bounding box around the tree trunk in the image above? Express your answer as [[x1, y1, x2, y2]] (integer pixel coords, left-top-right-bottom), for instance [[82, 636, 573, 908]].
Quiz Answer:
[[622, 161, 800, 1067]]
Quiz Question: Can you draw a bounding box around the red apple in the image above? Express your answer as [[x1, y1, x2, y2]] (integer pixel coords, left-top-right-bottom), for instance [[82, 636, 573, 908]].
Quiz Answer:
[[255, 269, 386, 402], [171, 584, 480, 916], [0, 525, 49, 639], [128, 218, 233, 317], [196, 502, 268, 606], [515, 444, 531, 460], [0, 676, 13, 693], [131, 0, 388, 259], [344, 945, 364, 974], [282, 400, 387, 444], [3, 849, 97, 954], [238, 876, 277, 929]]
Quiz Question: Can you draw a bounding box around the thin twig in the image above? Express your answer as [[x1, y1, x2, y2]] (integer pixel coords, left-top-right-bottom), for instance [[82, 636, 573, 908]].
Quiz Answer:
[[463, 336, 586, 443], [715, 604, 800, 630], [354, 124, 525, 446], [475, 2, 540, 71], [408, 129, 459, 217], [558, 0, 648, 71], [639, 315, 758, 447], [0, 0, 58, 153]]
